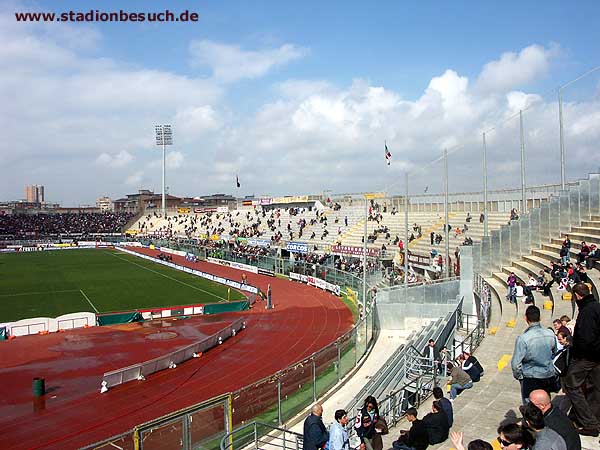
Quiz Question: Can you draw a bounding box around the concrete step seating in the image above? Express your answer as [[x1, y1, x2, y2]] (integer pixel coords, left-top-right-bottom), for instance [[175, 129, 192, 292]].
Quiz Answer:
[[129, 208, 510, 259], [378, 221, 600, 449]]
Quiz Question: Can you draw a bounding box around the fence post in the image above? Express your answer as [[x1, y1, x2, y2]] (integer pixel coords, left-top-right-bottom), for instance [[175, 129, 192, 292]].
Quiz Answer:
[[278, 377, 283, 426], [182, 415, 190, 450], [254, 422, 259, 450], [337, 342, 342, 382], [223, 394, 233, 450], [312, 359, 317, 401], [133, 427, 140, 450]]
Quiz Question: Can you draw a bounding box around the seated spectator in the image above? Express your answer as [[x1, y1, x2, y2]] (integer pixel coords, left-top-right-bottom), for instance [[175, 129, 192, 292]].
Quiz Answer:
[[585, 244, 599, 269], [576, 242, 591, 264], [392, 407, 429, 450], [449, 431, 493, 450], [552, 319, 570, 338], [559, 315, 574, 335], [458, 354, 480, 382], [422, 401, 450, 445], [432, 386, 453, 427], [463, 352, 485, 377], [447, 363, 474, 400], [496, 423, 535, 450], [521, 402, 567, 450], [528, 390, 581, 450], [541, 269, 554, 297], [466, 212, 472, 223]]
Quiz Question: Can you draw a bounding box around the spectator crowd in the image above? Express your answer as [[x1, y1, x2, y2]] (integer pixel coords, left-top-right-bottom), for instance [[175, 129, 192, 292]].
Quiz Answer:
[[0, 212, 135, 238]]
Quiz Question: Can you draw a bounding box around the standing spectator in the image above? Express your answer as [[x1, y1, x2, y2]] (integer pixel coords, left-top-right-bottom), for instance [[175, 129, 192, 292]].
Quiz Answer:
[[430, 231, 435, 245], [303, 403, 328, 450], [392, 407, 429, 450], [520, 402, 567, 450], [511, 305, 557, 404], [422, 400, 450, 445], [329, 410, 349, 450], [529, 390, 581, 450], [432, 386, 453, 427], [563, 283, 600, 437], [446, 363, 474, 400], [423, 339, 438, 370], [506, 272, 517, 304], [563, 235, 572, 261], [356, 396, 382, 450]]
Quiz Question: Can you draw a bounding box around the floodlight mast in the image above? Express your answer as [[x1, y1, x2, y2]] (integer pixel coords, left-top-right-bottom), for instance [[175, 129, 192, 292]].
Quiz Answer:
[[155, 124, 173, 216]]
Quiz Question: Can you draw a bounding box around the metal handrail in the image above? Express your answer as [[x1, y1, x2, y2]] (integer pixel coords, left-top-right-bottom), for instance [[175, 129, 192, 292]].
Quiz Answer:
[[220, 421, 304, 450]]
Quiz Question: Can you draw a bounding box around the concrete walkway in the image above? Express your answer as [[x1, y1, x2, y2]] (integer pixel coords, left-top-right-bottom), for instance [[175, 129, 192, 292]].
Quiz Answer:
[[378, 287, 598, 450], [289, 329, 412, 432]]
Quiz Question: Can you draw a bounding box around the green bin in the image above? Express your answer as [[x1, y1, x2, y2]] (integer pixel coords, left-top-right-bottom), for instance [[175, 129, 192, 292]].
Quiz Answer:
[[32, 377, 45, 397]]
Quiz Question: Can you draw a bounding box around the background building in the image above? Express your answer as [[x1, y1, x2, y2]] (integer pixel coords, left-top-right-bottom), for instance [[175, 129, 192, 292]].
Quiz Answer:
[[25, 185, 45, 204], [96, 196, 114, 212]]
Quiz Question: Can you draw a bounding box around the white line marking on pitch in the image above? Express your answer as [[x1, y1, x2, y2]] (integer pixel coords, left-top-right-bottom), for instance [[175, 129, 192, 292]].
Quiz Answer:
[[0, 289, 80, 297], [106, 251, 226, 301], [79, 289, 100, 314]]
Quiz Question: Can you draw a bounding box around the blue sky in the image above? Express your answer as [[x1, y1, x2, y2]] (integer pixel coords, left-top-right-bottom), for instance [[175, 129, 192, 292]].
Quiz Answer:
[[2, 0, 600, 204]]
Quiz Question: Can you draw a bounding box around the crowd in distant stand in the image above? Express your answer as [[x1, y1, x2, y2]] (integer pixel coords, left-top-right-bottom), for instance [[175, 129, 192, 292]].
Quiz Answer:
[[505, 234, 598, 305], [0, 212, 135, 238]]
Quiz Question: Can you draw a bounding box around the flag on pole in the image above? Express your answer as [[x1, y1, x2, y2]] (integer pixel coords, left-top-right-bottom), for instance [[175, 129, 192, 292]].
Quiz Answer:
[[384, 142, 392, 166], [236, 174, 241, 188]]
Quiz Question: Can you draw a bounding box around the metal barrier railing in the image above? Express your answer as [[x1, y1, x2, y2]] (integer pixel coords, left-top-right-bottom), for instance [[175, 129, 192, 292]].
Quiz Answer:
[[220, 422, 304, 450], [102, 318, 246, 389]]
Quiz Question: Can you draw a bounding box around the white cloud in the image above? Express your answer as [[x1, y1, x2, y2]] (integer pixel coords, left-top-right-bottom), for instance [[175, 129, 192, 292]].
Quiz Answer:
[[174, 106, 222, 141], [476, 44, 558, 92], [189, 40, 308, 82], [275, 79, 334, 100], [0, 14, 597, 206], [125, 171, 144, 187], [167, 151, 184, 169], [95, 150, 133, 168]]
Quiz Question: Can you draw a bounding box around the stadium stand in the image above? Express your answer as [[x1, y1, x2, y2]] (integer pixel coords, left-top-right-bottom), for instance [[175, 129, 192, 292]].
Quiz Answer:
[[0, 212, 135, 238]]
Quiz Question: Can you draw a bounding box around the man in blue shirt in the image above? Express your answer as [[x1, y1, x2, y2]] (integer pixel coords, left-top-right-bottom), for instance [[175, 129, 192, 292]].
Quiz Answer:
[[511, 305, 557, 404], [329, 410, 349, 450]]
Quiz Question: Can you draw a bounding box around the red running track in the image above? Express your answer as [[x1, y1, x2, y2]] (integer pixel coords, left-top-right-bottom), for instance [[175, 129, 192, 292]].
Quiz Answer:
[[0, 248, 354, 449]]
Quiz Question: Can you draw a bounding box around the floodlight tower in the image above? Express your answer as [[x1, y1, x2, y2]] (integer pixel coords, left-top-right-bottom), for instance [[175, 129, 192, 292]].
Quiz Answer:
[[155, 124, 173, 216]]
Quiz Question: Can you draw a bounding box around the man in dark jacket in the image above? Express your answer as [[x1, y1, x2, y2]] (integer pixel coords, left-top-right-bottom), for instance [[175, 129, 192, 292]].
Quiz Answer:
[[563, 283, 600, 437], [529, 389, 581, 450], [392, 408, 429, 450], [432, 387, 453, 427], [303, 403, 328, 450], [422, 401, 449, 445]]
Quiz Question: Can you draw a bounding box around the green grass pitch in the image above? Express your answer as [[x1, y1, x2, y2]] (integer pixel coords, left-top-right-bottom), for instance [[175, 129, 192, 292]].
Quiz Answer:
[[0, 248, 246, 322]]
